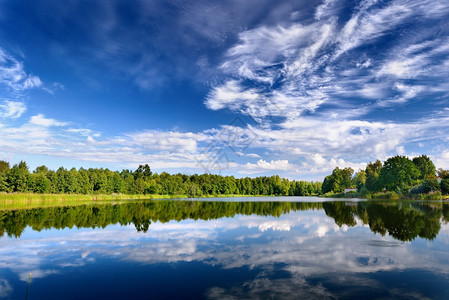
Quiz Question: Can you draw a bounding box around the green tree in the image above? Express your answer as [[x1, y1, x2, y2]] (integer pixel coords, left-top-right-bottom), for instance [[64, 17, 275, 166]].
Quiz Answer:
[[441, 179, 449, 195], [438, 168, 449, 179], [365, 160, 382, 192], [412, 155, 436, 179], [354, 170, 366, 190], [111, 172, 124, 193], [134, 164, 152, 180], [411, 178, 440, 194], [321, 167, 354, 194], [78, 168, 93, 194], [32, 172, 51, 193], [0, 160, 10, 192], [322, 175, 333, 194], [0, 160, 10, 174], [379, 155, 420, 193], [34, 165, 49, 174], [7, 161, 32, 192]]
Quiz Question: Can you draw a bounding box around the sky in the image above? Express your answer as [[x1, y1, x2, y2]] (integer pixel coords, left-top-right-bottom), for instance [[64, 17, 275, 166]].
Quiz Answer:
[[0, 0, 449, 180]]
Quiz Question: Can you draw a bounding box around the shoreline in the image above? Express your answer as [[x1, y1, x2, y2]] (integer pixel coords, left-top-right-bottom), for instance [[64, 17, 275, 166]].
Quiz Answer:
[[0, 193, 276, 209], [321, 191, 449, 201], [1, 192, 447, 210]]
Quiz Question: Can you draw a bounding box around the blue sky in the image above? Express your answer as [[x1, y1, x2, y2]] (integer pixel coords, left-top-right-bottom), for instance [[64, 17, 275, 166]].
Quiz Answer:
[[1, 0, 449, 180]]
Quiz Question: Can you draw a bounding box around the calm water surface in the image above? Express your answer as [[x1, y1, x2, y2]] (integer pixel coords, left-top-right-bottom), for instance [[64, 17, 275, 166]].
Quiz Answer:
[[1, 197, 448, 299]]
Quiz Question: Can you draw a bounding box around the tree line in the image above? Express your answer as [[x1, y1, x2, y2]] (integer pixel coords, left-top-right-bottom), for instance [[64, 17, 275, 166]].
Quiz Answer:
[[322, 155, 449, 196], [0, 160, 322, 197]]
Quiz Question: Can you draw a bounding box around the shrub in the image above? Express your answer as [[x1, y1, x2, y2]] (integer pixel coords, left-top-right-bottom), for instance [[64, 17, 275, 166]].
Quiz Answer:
[[410, 178, 440, 194], [425, 191, 442, 200]]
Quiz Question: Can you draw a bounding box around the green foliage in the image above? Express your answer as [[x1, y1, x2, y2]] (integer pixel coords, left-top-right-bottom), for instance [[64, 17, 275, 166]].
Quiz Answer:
[[365, 160, 382, 192], [0, 160, 320, 197], [321, 175, 333, 194], [32, 173, 52, 193], [441, 179, 449, 195], [354, 170, 366, 190], [379, 155, 420, 193], [0, 161, 9, 192], [438, 168, 449, 179], [410, 178, 440, 194], [0, 174, 8, 192], [322, 155, 443, 199], [412, 155, 436, 179], [320, 167, 354, 194], [134, 164, 152, 180], [7, 161, 31, 192], [0, 160, 10, 174]]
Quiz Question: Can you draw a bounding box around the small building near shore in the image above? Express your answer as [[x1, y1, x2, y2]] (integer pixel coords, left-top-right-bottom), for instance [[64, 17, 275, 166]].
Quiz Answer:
[[344, 188, 357, 194]]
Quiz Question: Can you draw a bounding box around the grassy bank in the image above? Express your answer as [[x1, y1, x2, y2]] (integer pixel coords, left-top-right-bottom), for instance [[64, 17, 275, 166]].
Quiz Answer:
[[322, 190, 448, 200], [0, 193, 271, 202], [0, 193, 276, 210], [0, 193, 190, 210], [0, 192, 189, 201]]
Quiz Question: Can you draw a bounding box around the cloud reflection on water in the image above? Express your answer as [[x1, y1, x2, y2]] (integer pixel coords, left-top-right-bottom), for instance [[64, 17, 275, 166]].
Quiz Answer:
[[0, 209, 448, 298]]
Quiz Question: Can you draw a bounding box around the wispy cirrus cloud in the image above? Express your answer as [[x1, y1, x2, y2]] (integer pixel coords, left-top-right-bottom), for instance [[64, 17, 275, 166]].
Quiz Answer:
[[0, 47, 42, 91], [199, 0, 449, 176], [1, 0, 449, 178], [206, 0, 449, 123], [1, 101, 449, 176], [0, 100, 26, 119]]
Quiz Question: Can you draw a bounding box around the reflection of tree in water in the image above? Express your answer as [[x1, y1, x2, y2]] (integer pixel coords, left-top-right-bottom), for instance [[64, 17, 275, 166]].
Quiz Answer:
[[323, 202, 357, 226], [0, 200, 447, 241], [0, 201, 323, 238], [323, 201, 445, 241]]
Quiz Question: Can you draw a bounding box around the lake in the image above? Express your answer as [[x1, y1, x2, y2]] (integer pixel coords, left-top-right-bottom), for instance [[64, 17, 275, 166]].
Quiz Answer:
[[1, 197, 448, 299]]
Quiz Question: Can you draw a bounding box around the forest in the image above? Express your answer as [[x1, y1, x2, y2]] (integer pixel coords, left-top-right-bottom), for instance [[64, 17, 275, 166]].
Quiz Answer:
[[322, 155, 449, 197], [0, 160, 321, 197], [1, 154, 448, 199]]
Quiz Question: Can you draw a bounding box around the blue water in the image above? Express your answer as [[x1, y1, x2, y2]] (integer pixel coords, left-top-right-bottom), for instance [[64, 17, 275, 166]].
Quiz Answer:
[[0, 198, 448, 299]]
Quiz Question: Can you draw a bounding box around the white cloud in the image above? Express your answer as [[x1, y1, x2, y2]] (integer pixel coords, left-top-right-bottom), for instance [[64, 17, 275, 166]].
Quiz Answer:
[[124, 130, 208, 153], [204, 0, 449, 132], [29, 114, 67, 127], [66, 128, 101, 138], [432, 150, 449, 170], [335, 1, 413, 58], [245, 153, 261, 158], [1, 0, 449, 176], [0, 47, 43, 90], [23, 75, 42, 89], [311, 154, 328, 166], [0, 101, 26, 119], [205, 80, 260, 111], [241, 159, 294, 174], [315, 0, 340, 21]]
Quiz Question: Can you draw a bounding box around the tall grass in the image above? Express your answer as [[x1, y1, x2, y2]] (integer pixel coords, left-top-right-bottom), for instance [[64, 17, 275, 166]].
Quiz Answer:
[[0, 192, 190, 201], [0, 192, 189, 210]]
